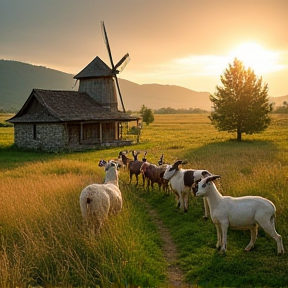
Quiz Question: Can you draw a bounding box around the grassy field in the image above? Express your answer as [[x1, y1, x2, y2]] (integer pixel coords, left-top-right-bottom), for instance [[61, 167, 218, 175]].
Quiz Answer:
[[0, 113, 288, 287]]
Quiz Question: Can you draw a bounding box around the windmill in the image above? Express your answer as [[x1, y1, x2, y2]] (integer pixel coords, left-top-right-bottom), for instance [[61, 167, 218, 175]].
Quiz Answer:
[[101, 21, 130, 113]]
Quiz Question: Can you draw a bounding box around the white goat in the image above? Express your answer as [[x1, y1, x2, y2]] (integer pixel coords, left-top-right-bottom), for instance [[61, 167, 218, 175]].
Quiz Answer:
[[163, 160, 211, 216], [195, 175, 284, 255], [79, 162, 122, 232]]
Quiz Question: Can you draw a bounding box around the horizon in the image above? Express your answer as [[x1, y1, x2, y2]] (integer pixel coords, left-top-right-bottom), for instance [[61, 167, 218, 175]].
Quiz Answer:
[[1, 0, 287, 97]]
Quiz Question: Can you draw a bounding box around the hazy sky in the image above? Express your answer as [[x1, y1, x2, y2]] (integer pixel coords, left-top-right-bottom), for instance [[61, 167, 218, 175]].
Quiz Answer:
[[1, 0, 287, 96]]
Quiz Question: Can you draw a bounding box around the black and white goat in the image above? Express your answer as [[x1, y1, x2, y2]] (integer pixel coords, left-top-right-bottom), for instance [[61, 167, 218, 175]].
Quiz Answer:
[[98, 159, 123, 170], [163, 160, 211, 216]]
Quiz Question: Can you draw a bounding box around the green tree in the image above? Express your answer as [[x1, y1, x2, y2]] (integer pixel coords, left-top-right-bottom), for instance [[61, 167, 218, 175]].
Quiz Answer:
[[140, 104, 154, 126], [209, 58, 272, 141]]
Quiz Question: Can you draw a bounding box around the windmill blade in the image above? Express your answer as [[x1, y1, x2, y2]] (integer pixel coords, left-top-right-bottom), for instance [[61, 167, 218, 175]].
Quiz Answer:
[[101, 21, 115, 71], [115, 53, 130, 73], [100, 21, 126, 113], [114, 76, 126, 113]]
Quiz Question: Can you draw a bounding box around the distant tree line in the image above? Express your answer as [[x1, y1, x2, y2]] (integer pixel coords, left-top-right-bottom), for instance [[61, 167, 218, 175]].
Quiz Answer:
[[0, 107, 18, 113], [154, 107, 208, 114], [271, 101, 288, 113]]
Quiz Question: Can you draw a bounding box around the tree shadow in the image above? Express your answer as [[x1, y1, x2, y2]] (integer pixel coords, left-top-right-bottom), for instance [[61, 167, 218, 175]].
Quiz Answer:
[[182, 138, 278, 170]]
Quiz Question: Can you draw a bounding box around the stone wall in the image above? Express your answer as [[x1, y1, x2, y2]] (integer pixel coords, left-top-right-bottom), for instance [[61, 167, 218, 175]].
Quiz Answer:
[[14, 123, 66, 152], [14, 122, 134, 152]]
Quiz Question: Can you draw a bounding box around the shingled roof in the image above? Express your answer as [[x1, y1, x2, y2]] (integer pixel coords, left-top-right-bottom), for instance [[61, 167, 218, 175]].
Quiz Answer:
[[74, 56, 114, 79], [8, 89, 139, 123]]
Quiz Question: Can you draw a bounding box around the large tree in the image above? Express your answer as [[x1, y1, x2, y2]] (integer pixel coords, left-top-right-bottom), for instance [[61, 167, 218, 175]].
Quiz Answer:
[[209, 58, 272, 141]]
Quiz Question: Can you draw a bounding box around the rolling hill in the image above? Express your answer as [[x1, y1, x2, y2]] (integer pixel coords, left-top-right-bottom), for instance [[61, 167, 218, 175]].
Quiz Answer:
[[0, 60, 210, 111], [0, 59, 287, 112]]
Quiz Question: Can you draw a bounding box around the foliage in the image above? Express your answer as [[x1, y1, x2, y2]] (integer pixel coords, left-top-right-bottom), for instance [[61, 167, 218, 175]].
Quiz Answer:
[[1, 113, 288, 287], [140, 104, 154, 126], [128, 125, 141, 135], [209, 58, 272, 141], [155, 107, 207, 114]]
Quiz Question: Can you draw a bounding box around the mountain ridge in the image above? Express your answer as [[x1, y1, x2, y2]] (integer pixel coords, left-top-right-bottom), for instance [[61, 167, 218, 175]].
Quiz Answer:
[[0, 59, 287, 112]]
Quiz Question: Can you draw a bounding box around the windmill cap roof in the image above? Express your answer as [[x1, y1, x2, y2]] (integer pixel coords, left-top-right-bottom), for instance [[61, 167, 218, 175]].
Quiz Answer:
[[74, 56, 114, 79]]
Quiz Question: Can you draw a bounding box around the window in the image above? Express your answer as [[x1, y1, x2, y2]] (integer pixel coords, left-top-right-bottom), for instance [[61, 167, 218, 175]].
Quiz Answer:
[[82, 123, 100, 144], [102, 123, 115, 140], [33, 124, 37, 140]]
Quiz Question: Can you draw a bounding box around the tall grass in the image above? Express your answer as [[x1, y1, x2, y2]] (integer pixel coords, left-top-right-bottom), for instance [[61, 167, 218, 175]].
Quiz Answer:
[[0, 159, 165, 287], [1, 113, 288, 287]]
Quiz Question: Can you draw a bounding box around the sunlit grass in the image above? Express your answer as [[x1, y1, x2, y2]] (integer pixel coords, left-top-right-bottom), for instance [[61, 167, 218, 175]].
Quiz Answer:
[[0, 113, 288, 286]]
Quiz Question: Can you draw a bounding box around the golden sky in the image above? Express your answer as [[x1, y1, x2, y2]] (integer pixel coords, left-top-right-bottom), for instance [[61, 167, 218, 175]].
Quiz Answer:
[[0, 0, 287, 96]]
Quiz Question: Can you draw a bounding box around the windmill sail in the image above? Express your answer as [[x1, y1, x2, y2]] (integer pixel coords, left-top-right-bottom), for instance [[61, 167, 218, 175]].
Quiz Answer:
[[100, 21, 128, 112], [115, 53, 130, 73], [101, 21, 115, 71]]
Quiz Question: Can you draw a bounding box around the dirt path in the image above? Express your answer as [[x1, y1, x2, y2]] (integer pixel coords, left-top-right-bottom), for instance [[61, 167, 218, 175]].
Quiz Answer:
[[146, 206, 189, 287]]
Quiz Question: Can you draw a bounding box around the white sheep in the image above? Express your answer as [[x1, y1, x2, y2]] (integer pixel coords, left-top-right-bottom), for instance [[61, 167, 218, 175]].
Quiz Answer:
[[163, 160, 212, 216], [195, 175, 285, 255], [79, 161, 122, 232]]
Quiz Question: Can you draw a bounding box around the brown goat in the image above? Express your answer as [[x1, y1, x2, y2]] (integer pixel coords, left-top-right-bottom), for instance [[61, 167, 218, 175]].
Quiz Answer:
[[118, 150, 132, 171], [141, 162, 169, 193], [128, 151, 145, 186]]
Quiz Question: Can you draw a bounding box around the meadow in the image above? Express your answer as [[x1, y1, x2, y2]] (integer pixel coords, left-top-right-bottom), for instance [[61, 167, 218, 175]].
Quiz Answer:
[[0, 113, 288, 287]]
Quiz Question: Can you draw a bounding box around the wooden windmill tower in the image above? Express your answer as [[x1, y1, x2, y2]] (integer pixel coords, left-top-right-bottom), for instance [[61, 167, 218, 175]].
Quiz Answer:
[[74, 21, 130, 112]]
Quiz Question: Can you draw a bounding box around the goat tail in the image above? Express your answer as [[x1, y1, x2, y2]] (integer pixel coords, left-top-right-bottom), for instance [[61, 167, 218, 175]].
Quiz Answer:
[[86, 197, 92, 217]]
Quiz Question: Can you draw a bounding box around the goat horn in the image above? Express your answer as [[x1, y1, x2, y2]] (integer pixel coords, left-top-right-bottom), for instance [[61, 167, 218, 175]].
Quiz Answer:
[[172, 160, 182, 169], [206, 175, 221, 183]]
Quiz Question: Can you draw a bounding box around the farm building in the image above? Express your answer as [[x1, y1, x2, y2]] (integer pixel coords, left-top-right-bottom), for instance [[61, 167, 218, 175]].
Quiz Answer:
[[7, 56, 140, 152]]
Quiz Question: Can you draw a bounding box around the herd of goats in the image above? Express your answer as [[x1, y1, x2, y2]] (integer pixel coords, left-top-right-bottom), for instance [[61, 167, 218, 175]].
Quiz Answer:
[[79, 150, 284, 255]]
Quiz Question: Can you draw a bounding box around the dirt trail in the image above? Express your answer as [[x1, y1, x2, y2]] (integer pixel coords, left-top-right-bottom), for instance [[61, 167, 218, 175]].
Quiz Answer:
[[146, 206, 190, 287]]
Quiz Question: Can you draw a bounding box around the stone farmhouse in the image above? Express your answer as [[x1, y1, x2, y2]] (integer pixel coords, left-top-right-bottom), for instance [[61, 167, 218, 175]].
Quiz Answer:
[[8, 57, 140, 152]]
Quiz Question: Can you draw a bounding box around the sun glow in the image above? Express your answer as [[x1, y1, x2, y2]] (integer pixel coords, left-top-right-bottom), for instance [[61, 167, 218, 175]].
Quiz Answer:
[[229, 42, 280, 74]]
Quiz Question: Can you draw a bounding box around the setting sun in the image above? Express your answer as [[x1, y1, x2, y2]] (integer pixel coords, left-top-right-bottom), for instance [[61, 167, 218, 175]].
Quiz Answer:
[[229, 42, 280, 74]]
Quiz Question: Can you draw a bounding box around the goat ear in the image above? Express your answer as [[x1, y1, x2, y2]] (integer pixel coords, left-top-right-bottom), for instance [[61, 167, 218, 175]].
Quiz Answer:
[[202, 170, 212, 177], [182, 160, 188, 165]]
